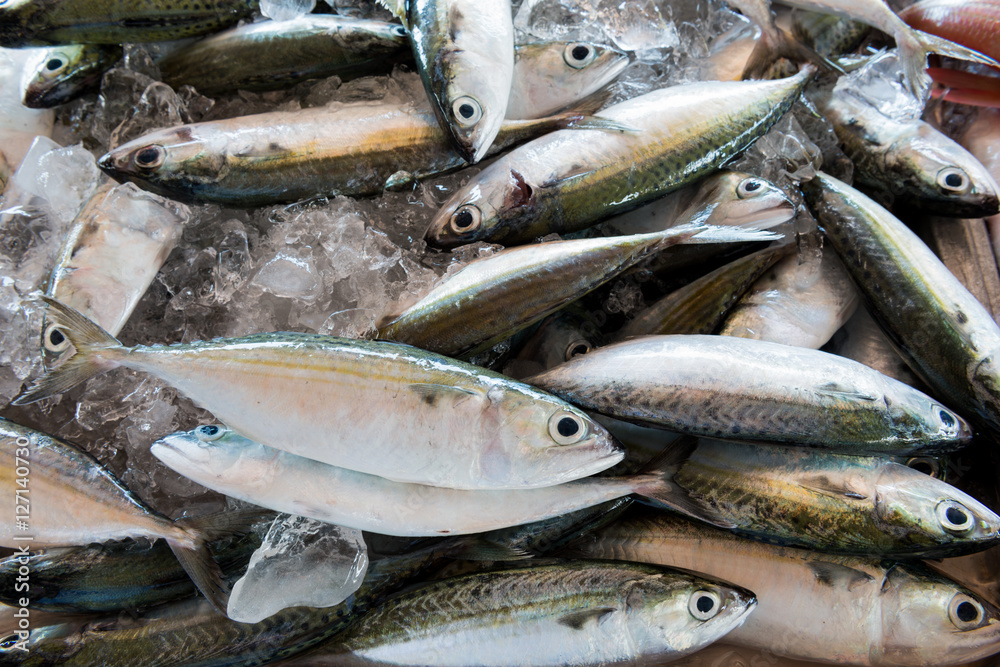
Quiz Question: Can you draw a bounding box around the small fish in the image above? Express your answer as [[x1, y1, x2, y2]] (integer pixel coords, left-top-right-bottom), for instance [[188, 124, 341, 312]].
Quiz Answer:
[[377, 222, 780, 358], [509, 306, 601, 378], [425, 68, 813, 248], [803, 171, 1000, 433], [507, 41, 629, 119], [20, 43, 120, 108], [0, 418, 249, 614], [302, 561, 757, 667], [43, 180, 188, 360], [381, 0, 514, 164], [158, 15, 410, 96], [152, 424, 675, 537], [15, 297, 621, 491], [719, 242, 860, 349], [812, 88, 1000, 216], [574, 508, 1000, 665], [0, 0, 257, 47], [98, 99, 622, 206], [528, 335, 971, 457]]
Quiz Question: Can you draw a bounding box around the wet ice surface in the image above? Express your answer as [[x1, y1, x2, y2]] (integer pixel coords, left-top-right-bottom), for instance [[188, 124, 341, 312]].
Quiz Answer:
[[261, 0, 318, 21], [227, 514, 368, 623], [834, 49, 924, 122]]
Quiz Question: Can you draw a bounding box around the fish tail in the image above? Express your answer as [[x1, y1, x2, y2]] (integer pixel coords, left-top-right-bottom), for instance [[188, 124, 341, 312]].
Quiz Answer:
[[914, 29, 1000, 70], [168, 509, 270, 616], [12, 296, 123, 405], [895, 28, 998, 102], [631, 436, 737, 530]]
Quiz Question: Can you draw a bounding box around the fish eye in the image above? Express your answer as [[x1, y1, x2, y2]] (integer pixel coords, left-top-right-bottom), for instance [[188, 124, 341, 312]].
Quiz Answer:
[[195, 425, 225, 443], [936, 500, 975, 533], [449, 204, 481, 235], [45, 57, 64, 72], [548, 411, 588, 445], [564, 42, 596, 69], [0, 634, 20, 650], [393, 25, 407, 37], [133, 145, 165, 171], [737, 178, 764, 198], [564, 340, 590, 361], [906, 457, 941, 479], [43, 324, 70, 353], [949, 594, 985, 630], [937, 168, 969, 193], [451, 96, 483, 127], [688, 590, 721, 621]]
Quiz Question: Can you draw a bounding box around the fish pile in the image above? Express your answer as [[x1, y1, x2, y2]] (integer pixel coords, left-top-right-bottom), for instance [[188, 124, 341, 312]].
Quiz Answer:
[[0, 0, 999, 665]]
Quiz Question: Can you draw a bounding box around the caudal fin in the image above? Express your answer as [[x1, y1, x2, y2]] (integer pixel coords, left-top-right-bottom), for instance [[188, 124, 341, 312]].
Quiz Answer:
[[168, 510, 271, 617], [12, 296, 122, 405], [898, 28, 1000, 101]]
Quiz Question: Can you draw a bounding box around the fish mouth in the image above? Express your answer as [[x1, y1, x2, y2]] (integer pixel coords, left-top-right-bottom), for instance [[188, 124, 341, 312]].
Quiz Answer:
[[725, 201, 796, 229], [151, 434, 210, 468], [542, 434, 625, 483]]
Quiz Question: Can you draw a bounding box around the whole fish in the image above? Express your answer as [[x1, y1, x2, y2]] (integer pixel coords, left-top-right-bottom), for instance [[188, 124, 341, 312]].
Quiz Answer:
[[152, 425, 676, 537], [641, 437, 1000, 556], [0, 528, 263, 614], [528, 335, 971, 456], [719, 243, 860, 349], [812, 88, 1000, 216], [616, 245, 791, 339], [15, 297, 621, 491], [376, 223, 779, 358], [507, 41, 629, 119], [424, 68, 813, 248], [159, 15, 410, 96], [98, 100, 621, 206], [803, 171, 1000, 433], [21, 44, 121, 109], [772, 0, 1000, 100], [43, 180, 189, 359], [0, 418, 249, 614], [593, 170, 795, 238], [573, 508, 1000, 665], [293, 561, 756, 667], [380, 0, 514, 164], [0, 0, 257, 47]]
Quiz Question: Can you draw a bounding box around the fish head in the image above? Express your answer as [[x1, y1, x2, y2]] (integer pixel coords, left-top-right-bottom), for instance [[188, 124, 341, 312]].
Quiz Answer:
[[873, 463, 1000, 557], [882, 381, 973, 448], [624, 571, 757, 655], [98, 125, 228, 201], [886, 125, 1000, 217], [880, 564, 1000, 665], [425, 163, 538, 248], [0, 614, 93, 665], [695, 171, 796, 229], [484, 389, 622, 487], [21, 44, 119, 109], [428, 45, 509, 165], [151, 425, 275, 491]]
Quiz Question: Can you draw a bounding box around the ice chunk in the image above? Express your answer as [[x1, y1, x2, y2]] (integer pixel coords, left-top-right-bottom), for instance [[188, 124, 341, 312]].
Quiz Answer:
[[834, 50, 923, 123], [261, 0, 317, 21], [514, 0, 679, 53], [228, 514, 368, 623]]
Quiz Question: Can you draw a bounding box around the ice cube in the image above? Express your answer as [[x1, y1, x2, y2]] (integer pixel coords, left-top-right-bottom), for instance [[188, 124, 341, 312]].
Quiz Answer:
[[227, 514, 368, 623], [834, 50, 923, 123], [261, 0, 317, 22]]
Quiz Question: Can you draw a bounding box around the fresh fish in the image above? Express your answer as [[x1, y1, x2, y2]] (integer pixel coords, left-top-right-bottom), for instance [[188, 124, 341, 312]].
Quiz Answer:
[[43, 180, 188, 360], [593, 170, 796, 237], [803, 171, 1000, 433], [97, 99, 621, 206], [719, 242, 860, 348], [0, 0, 257, 47], [158, 15, 410, 96], [15, 297, 621, 491], [293, 561, 756, 667], [616, 245, 791, 339], [0, 418, 251, 614], [376, 223, 780, 358], [508, 307, 601, 379], [381, 0, 514, 164], [573, 508, 1000, 665], [507, 41, 629, 119], [900, 0, 1000, 64], [827, 306, 927, 388], [21, 43, 120, 109], [812, 88, 1000, 216], [528, 335, 971, 456], [773, 0, 1000, 100], [0, 527, 263, 614], [152, 425, 675, 537], [425, 68, 812, 248]]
